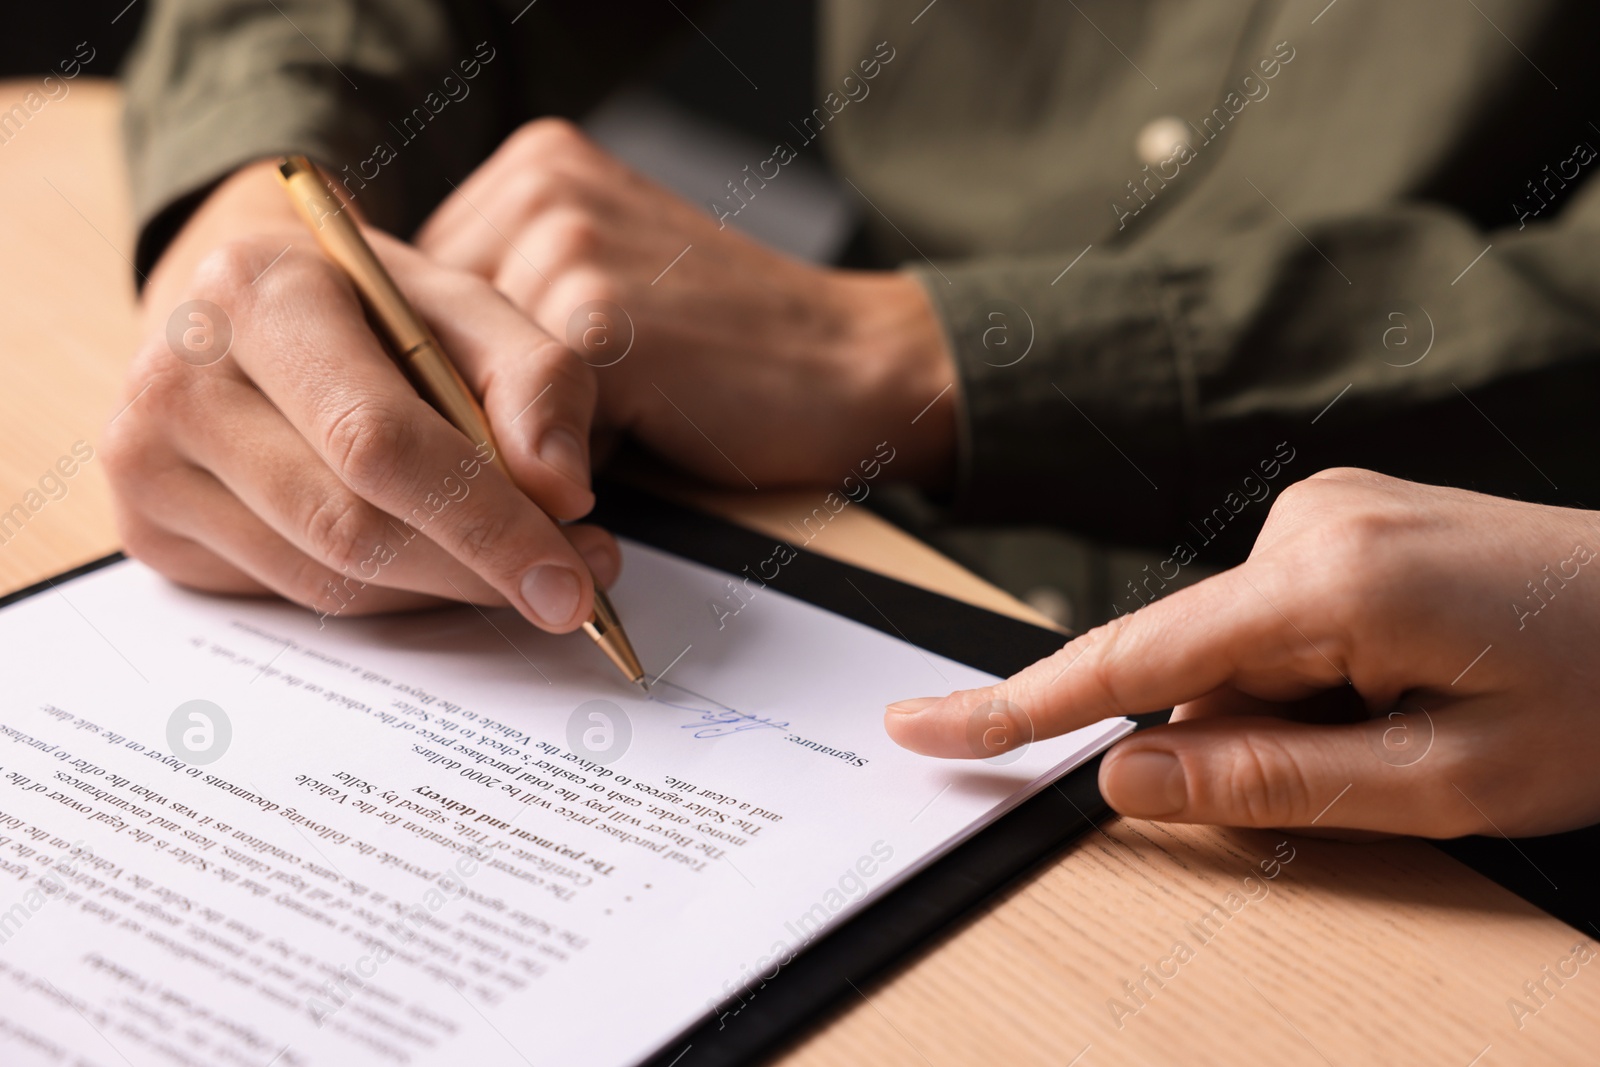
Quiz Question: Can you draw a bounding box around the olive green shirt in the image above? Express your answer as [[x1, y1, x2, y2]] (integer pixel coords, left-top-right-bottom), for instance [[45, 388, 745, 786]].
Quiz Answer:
[[123, 0, 1600, 554]]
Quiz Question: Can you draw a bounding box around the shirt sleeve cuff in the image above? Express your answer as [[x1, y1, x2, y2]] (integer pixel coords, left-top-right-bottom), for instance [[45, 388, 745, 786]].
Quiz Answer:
[[905, 253, 1192, 541], [125, 81, 403, 278]]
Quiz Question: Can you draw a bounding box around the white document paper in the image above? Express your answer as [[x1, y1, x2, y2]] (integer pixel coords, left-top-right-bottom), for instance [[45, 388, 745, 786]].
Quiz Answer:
[[0, 542, 1130, 1066]]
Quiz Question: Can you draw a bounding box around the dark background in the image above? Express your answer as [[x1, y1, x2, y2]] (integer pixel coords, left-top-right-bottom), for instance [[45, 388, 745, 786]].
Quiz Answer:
[[0, 0, 818, 151], [0, 2, 144, 80]]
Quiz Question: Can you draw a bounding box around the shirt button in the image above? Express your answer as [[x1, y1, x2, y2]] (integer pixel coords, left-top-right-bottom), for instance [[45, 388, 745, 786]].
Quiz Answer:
[[1136, 116, 1191, 167]]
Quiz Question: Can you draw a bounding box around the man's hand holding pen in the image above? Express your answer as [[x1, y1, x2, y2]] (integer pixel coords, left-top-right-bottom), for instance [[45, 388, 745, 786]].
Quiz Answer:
[[106, 160, 620, 634]]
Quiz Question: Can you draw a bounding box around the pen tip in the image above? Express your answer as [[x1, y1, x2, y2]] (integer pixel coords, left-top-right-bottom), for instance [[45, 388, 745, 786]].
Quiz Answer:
[[635, 677, 651, 694]]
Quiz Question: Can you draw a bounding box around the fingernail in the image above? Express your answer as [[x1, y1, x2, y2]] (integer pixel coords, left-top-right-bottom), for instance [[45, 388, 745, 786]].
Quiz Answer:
[[1105, 749, 1186, 818], [886, 697, 942, 716], [521, 564, 583, 628], [538, 428, 589, 491]]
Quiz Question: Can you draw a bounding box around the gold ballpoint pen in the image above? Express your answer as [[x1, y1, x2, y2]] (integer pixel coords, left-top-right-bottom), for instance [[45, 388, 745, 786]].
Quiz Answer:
[[276, 155, 648, 691]]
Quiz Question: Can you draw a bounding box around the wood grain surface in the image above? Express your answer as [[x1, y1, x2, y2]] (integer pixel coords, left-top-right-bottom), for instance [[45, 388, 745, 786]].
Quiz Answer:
[[1, 79, 1594, 1067]]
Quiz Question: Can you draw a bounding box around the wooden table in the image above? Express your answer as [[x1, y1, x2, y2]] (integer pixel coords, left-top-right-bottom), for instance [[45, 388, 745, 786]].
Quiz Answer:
[[3, 80, 1595, 1067]]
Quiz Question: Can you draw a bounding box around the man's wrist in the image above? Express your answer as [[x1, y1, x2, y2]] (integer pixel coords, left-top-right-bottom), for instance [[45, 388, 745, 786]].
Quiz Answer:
[[825, 270, 960, 489]]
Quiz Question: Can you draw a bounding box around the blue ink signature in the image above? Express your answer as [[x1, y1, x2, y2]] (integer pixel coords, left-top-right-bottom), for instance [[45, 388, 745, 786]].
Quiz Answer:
[[650, 681, 790, 740]]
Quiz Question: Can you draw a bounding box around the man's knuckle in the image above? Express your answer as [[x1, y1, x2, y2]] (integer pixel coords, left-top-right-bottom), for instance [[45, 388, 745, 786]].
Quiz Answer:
[[1328, 506, 1403, 558], [1306, 466, 1365, 484], [552, 269, 625, 313], [540, 335, 598, 392], [129, 328, 175, 376], [1307, 466, 1395, 490], [496, 269, 546, 315], [193, 237, 312, 294], [190, 242, 346, 330], [501, 169, 559, 215], [280, 555, 342, 613], [251, 247, 341, 306], [450, 508, 521, 577], [303, 495, 381, 573], [513, 117, 587, 158], [1287, 561, 1363, 640], [1268, 474, 1329, 517], [191, 239, 267, 296], [539, 209, 603, 266], [429, 269, 489, 310], [100, 409, 155, 484], [137, 362, 194, 419], [1310, 513, 1411, 615], [112, 507, 169, 570], [323, 399, 411, 497]]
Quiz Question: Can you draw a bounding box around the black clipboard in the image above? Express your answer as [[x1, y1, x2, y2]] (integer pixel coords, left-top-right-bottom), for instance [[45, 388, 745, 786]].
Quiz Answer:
[[0, 482, 1151, 1067], [589, 483, 1152, 1067]]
